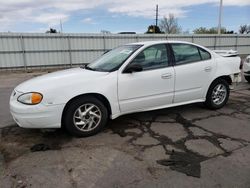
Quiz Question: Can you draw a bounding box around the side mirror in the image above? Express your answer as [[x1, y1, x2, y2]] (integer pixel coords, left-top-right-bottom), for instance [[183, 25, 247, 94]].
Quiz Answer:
[[124, 64, 143, 73]]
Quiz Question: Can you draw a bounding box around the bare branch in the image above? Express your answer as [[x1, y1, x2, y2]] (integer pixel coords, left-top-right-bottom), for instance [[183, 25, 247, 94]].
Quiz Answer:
[[159, 14, 182, 34]]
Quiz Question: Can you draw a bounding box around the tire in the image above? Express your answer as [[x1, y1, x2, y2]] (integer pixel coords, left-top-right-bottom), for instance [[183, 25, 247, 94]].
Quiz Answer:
[[205, 79, 230, 110], [63, 96, 108, 137], [244, 76, 250, 83]]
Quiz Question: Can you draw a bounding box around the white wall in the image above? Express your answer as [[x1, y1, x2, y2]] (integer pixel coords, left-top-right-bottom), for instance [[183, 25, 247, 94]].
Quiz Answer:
[[0, 33, 249, 69]]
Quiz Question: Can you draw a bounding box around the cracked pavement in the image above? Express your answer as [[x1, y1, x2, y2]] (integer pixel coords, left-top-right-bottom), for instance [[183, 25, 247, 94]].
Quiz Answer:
[[0, 71, 250, 187]]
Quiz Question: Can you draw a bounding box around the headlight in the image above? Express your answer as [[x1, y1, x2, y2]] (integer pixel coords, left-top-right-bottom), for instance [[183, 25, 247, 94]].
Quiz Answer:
[[17, 92, 43, 105]]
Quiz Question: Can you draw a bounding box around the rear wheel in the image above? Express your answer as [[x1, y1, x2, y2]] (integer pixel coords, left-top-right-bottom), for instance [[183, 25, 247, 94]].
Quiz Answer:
[[244, 76, 250, 83], [63, 96, 108, 137], [205, 79, 230, 109]]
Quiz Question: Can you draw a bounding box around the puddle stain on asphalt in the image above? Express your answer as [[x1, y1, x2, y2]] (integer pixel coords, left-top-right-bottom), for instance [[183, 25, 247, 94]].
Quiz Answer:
[[157, 152, 207, 178]]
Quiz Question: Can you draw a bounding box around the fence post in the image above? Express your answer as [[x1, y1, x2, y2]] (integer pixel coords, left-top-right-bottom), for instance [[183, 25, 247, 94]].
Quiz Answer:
[[67, 35, 72, 67], [20, 34, 27, 71], [214, 35, 217, 50], [235, 35, 238, 51], [136, 35, 139, 42], [103, 35, 106, 52]]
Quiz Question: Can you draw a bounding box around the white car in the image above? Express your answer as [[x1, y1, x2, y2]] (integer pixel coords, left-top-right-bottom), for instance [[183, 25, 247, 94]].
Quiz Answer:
[[10, 41, 241, 137], [243, 55, 250, 82]]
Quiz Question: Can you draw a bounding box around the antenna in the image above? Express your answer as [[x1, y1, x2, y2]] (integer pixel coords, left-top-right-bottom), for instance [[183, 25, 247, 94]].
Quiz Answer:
[[60, 19, 63, 33]]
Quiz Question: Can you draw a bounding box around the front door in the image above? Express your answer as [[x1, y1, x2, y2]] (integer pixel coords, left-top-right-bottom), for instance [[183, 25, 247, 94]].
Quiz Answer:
[[118, 44, 175, 113]]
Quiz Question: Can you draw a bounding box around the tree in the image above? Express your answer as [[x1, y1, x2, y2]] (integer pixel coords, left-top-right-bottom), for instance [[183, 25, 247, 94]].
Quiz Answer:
[[46, 28, 58, 33], [239, 24, 250, 34], [224, 30, 234, 34], [100, 30, 111, 34], [193, 27, 234, 34], [193, 27, 208, 34], [159, 14, 181, 34], [145, 25, 162, 34], [182, 30, 190, 34]]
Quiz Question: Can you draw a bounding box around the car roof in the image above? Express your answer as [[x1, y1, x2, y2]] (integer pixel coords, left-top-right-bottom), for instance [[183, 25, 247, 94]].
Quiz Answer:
[[126, 40, 213, 54], [127, 40, 194, 46]]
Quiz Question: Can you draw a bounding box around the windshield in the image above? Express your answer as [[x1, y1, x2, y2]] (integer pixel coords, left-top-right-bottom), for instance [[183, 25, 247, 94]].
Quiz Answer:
[[85, 45, 142, 72]]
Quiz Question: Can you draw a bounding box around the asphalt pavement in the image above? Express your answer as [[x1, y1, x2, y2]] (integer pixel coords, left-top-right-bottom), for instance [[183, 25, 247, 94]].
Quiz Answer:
[[0, 70, 250, 188]]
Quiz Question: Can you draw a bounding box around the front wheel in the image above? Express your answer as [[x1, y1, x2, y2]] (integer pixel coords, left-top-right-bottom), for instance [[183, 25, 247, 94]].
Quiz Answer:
[[63, 96, 108, 137], [205, 79, 230, 109], [244, 76, 250, 83]]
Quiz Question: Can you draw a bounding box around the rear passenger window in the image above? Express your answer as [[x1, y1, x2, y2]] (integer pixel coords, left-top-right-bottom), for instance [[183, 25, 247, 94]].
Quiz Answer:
[[199, 47, 211, 60], [171, 43, 201, 65]]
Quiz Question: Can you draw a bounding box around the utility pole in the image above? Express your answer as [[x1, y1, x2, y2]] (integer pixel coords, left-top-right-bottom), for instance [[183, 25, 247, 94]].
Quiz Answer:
[[154, 4, 159, 33], [218, 0, 223, 34], [155, 4, 159, 27]]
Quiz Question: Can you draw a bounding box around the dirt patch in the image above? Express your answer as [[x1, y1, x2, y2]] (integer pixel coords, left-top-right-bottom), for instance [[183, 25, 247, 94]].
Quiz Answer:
[[0, 126, 72, 163], [30, 143, 51, 152]]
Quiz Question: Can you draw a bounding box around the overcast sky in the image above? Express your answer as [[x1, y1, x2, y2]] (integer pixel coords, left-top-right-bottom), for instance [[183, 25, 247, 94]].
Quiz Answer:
[[0, 0, 249, 33]]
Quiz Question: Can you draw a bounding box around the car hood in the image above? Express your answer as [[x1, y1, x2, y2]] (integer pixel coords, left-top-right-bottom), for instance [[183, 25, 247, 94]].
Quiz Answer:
[[15, 67, 110, 93]]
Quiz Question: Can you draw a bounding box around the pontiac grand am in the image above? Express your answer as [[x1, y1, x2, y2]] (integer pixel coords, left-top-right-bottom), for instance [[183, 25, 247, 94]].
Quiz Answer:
[[10, 41, 241, 136]]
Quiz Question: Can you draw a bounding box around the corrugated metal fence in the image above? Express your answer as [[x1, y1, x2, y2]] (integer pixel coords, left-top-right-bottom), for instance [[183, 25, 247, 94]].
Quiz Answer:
[[0, 33, 249, 70]]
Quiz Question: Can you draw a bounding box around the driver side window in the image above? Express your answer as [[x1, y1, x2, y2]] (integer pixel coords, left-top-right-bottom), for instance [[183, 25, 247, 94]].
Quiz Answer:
[[130, 44, 169, 71]]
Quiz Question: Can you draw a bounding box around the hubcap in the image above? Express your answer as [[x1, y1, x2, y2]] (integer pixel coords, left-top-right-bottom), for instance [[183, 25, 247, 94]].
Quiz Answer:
[[73, 103, 102, 132], [211, 84, 227, 105]]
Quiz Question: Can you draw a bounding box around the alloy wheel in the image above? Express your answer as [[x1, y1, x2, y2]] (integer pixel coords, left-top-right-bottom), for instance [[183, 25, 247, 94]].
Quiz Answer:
[[73, 103, 102, 132]]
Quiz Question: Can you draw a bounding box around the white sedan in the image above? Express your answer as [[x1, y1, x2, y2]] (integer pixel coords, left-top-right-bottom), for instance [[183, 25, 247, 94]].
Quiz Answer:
[[243, 55, 250, 82], [10, 41, 241, 137]]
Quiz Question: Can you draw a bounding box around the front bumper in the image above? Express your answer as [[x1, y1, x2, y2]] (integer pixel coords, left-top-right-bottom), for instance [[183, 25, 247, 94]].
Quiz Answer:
[[243, 62, 250, 76], [10, 90, 64, 128], [243, 71, 250, 77]]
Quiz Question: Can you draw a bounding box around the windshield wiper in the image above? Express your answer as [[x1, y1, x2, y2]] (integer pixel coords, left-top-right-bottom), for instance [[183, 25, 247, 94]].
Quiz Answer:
[[84, 65, 96, 71], [85, 65, 108, 72]]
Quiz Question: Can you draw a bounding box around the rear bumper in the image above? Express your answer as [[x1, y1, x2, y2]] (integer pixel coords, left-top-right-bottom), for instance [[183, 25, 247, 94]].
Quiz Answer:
[[229, 73, 242, 89], [230, 73, 241, 83]]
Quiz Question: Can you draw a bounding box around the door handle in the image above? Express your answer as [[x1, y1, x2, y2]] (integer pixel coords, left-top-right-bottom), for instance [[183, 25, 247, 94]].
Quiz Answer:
[[161, 73, 172, 79], [204, 66, 212, 72]]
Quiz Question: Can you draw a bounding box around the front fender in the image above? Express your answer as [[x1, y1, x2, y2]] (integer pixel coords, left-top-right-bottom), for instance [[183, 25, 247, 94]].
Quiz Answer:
[[43, 71, 120, 117]]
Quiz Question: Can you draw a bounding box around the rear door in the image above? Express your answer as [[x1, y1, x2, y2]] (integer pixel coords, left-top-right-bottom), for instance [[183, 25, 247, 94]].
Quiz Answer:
[[170, 43, 215, 103]]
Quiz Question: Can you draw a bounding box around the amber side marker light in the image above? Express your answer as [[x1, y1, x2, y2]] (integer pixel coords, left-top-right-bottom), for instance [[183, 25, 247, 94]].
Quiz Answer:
[[31, 93, 43, 104]]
